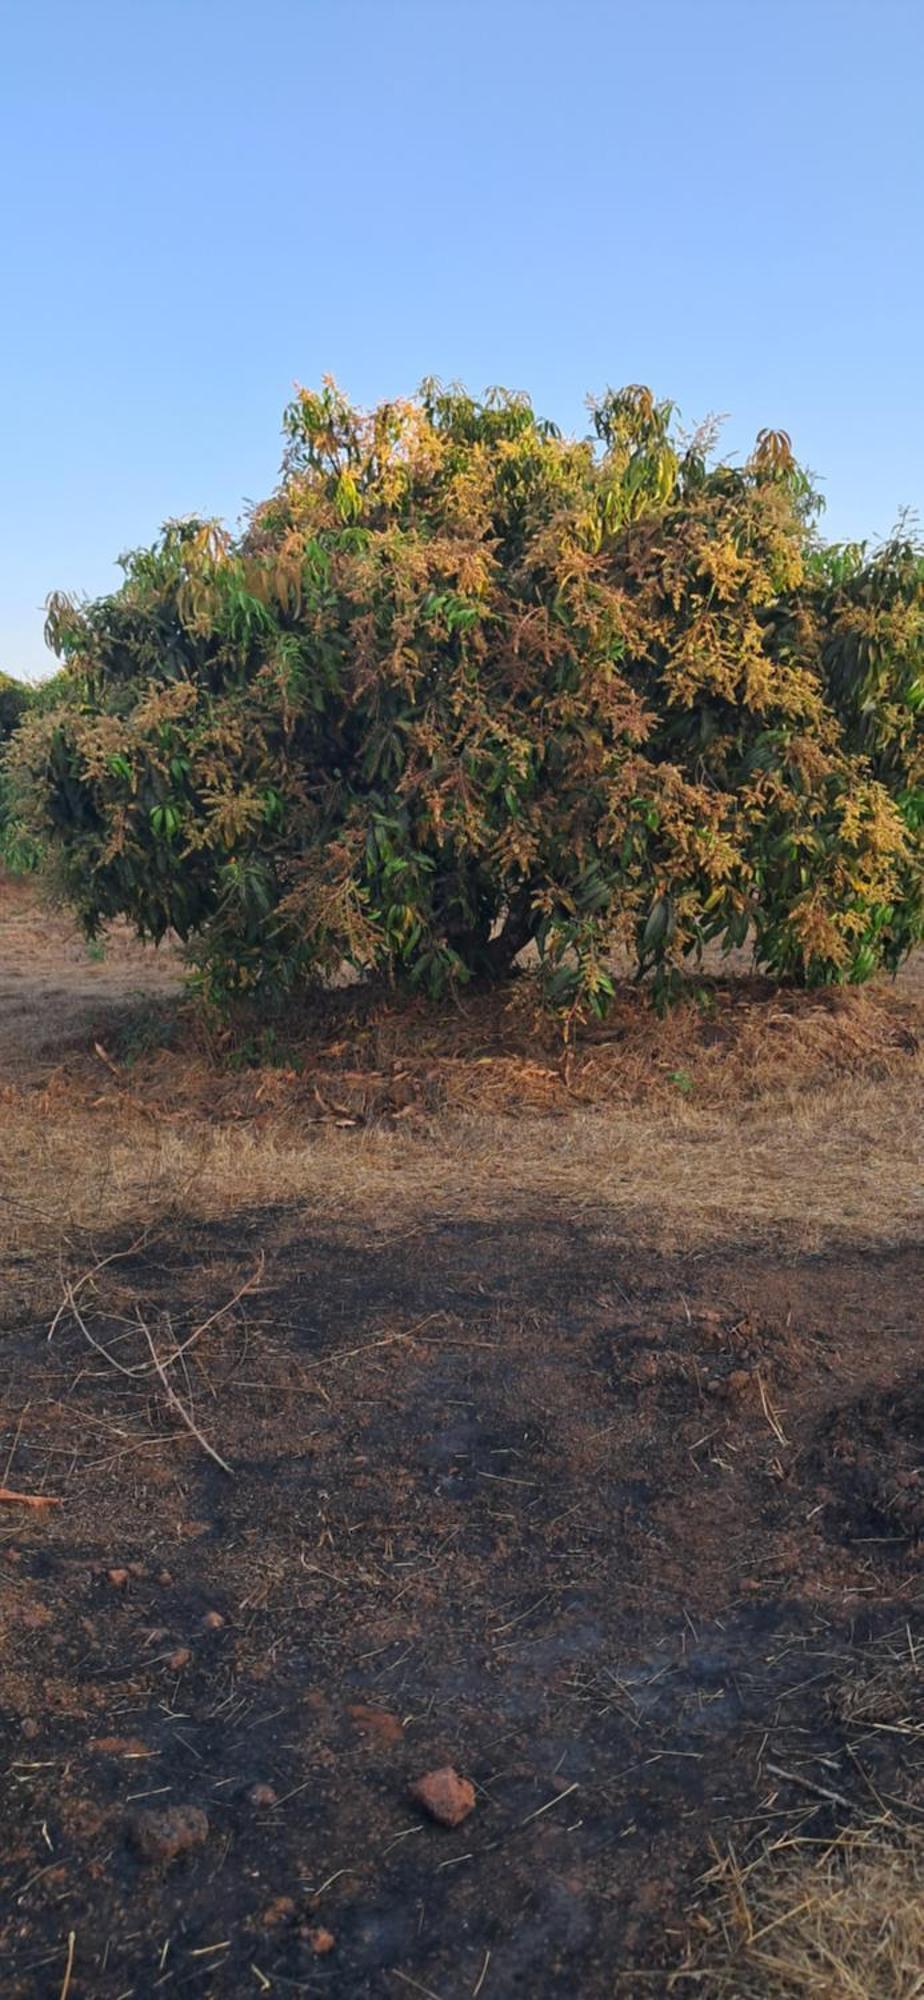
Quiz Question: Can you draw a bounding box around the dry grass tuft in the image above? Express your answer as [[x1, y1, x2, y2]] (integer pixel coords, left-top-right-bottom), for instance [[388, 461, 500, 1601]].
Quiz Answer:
[[831, 1651, 923, 1735], [701, 1834, 924, 1998]]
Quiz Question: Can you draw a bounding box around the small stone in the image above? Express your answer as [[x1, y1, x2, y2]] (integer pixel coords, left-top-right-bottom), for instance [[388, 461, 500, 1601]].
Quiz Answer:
[[158, 1569, 174, 1586], [261, 1895, 295, 1927], [347, 1703, 404, 1746], [108, 1568, 130, 1590], [202, 1610, 224, 1631], [167, 1647, 191, 1671], [248, 1783, 277, 1808], [128, 1804, 209, 1864], [305, 1926, 335, 1955], [21, 1717, 39, 1740], [409, 1766, 476, 1828]]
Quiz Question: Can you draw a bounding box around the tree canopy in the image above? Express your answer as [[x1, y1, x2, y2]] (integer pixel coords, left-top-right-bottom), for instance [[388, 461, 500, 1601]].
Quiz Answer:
[[10, 380, 923, 1011]]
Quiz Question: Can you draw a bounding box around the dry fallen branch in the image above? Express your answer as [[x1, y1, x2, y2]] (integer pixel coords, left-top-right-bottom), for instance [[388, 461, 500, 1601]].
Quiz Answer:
[[765, 1763, 857, 1815], [59, 1252, 264, 1375], [61, 1254, 265, 1476], [134, 1307, 234, 1476], [48, 1224, 160, 1342], [65, 1284, 141, 1378], [0, 1486, 60, 1509], [157, 1252, 264, 1369]]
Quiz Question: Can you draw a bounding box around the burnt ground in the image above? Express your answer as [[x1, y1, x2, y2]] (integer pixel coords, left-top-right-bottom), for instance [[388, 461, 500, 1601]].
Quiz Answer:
[[2, 1206, 923, 1997]]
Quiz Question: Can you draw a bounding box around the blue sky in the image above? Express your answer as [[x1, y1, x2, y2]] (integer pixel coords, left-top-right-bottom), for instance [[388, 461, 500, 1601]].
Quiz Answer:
[[2, 0, 922, 676]]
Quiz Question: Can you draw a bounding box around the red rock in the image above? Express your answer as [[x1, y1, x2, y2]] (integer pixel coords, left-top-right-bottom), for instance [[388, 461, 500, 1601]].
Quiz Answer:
[[409, 1766, 476, 1828], [261, 1895, 295, 1927], [128, 1804, 209, 1863], [202, 1610, 224, 1631], [248, 1783, 277, 1808], [108, 1568, 130, 1590], [305, 1926, 336, 1955], [167, 1647, 191, 1671]]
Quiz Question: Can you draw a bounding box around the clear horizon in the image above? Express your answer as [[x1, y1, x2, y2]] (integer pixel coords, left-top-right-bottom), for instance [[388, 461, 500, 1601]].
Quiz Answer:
[[2, 0, 922, 679]]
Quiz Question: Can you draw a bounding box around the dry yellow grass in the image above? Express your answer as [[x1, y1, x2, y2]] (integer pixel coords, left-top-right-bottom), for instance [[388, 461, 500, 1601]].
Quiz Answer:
[[2, 1067, 922, 1327], [2, 874, 921, 1326], [700, 1835, 924, 1998]]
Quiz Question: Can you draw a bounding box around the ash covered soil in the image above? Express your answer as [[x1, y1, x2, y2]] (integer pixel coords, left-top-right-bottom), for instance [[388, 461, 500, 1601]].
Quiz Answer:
[[2, 1206, 923, 1996]]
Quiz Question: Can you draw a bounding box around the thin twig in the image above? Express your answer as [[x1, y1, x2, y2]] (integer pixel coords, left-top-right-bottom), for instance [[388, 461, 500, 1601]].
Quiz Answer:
[[2, 1402, 31, 1486], [756, 1371, 789, 1447], [65, 1271, 235, 1473], [49, 1227, 158, 1341], [158, 1254, 265, 1369], [519, 1780, 579, 1826], [472, 1947, 491, 1997], [392, 1974, 446, 2000], [62, 1255, 263, 1380], [314, 1313, 445, 1370], [765, 1762, 855, 1812], [65, 1285, 141, 1377], [135, 1312, 234, 1475], [59, 1931, 76, 2000]]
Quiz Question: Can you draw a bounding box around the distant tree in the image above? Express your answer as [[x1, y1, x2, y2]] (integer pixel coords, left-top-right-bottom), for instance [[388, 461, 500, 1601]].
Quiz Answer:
[[1, 669, 71, 870], [0, 671, 29, 744]]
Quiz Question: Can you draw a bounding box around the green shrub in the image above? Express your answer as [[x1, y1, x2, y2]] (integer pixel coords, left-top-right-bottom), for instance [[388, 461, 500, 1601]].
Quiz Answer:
[[10, 381, 922, 1010]]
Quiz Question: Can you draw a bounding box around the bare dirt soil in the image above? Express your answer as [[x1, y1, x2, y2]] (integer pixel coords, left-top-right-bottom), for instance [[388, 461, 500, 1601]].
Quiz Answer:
[[1, 875, 922, 1998], [0, 873, 181, 1080]]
